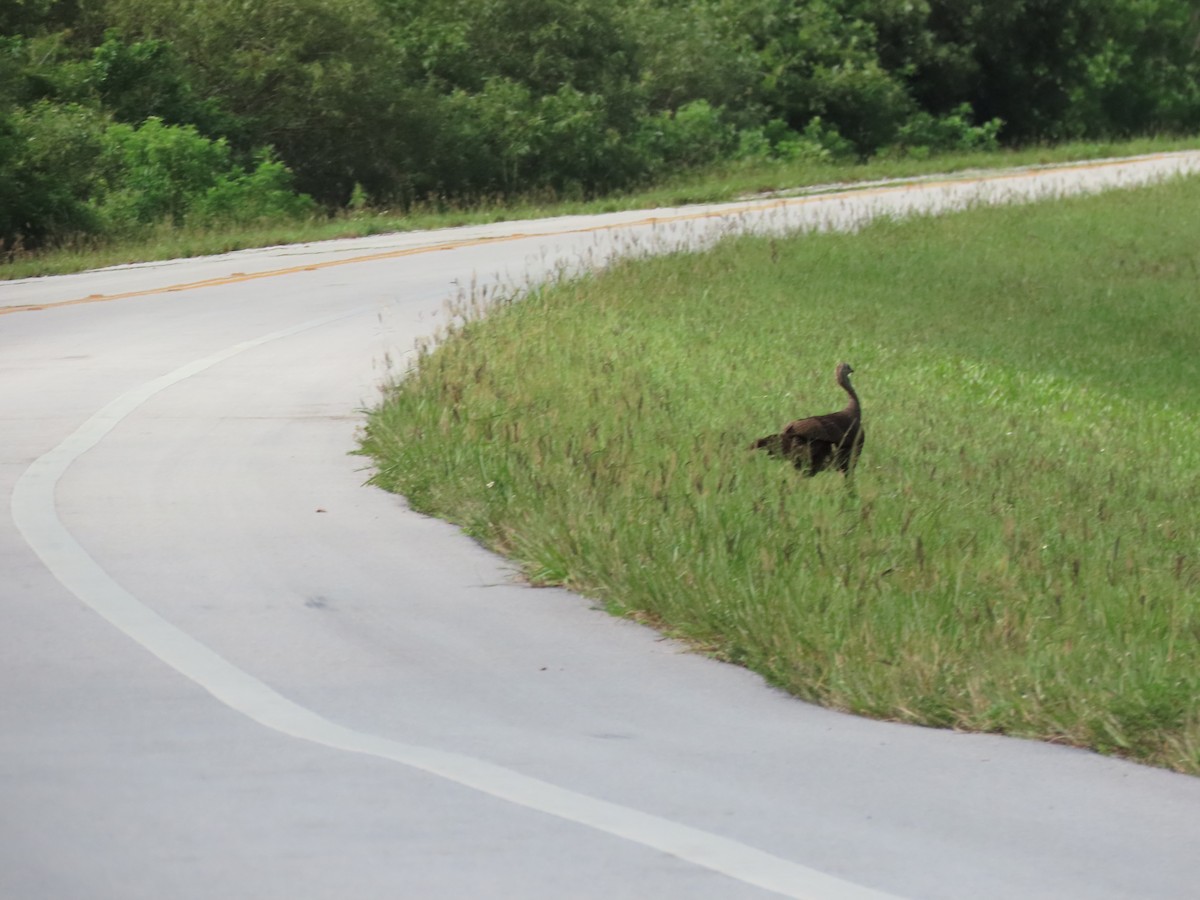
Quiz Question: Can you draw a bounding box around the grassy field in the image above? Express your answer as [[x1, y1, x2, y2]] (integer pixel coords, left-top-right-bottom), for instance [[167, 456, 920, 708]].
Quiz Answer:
[[5, 135, 1200, 280], [361, 172, 1200, 774]]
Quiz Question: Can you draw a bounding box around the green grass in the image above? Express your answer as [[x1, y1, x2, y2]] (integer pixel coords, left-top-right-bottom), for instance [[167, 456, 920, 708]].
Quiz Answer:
[[6, 135, 1200, 280], [361, 173, 1200, 774]]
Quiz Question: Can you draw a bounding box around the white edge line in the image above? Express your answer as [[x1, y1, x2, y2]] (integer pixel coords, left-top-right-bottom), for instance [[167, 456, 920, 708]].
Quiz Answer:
[[10, 309, 903, 900]]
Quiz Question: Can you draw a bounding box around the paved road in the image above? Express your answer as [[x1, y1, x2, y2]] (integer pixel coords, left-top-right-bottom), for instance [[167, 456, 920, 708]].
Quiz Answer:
[[4, 155, 1200, 900]]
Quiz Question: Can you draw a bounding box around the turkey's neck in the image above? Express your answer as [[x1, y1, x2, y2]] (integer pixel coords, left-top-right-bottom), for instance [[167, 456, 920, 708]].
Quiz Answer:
[[839, 376, 860, 414]]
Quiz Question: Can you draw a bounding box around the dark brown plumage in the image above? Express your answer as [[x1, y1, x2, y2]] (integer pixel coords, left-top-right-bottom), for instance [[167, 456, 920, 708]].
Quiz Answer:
[[751, 362, 864, 475]]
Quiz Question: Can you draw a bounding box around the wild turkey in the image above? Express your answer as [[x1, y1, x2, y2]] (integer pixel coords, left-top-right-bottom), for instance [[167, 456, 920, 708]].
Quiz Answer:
[[751, 362, 864, 475]]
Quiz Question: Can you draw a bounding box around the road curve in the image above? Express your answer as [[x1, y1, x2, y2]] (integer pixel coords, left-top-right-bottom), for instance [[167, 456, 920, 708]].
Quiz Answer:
[[4, 154, 1200, 900]]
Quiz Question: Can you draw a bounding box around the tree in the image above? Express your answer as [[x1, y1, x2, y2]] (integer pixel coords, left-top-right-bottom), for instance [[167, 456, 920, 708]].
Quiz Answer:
[[0, 101, 106, 248], [723, 0, 915, 154], [384, 0, 638, 97], [1067, 0, 1200, 136], [88, 29, 230, 135], [0, 0, 81, 37], [100, 0, 416, 203], [619, 0, 762, 121]]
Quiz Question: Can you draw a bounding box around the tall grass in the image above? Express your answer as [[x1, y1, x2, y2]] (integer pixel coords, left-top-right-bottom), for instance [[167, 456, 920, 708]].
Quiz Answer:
[[361, 176, 1200, 773]]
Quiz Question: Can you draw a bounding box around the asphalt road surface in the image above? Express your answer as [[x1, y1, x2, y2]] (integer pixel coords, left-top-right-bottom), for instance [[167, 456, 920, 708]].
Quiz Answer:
[[4, 154, 1200, 900]]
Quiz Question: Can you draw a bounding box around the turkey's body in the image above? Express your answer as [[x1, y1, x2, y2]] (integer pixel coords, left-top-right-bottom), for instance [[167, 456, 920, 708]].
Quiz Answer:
[[752, 362, 864, 476]]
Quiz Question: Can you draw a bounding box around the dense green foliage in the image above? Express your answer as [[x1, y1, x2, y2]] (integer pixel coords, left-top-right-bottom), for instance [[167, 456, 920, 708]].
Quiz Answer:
[[4, 0, 1200, 252], [362, 177, 1200, 772]]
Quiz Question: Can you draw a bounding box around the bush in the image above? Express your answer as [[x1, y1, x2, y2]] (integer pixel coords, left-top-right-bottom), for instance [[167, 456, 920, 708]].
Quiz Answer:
[[189, 153, 316, 226], [92, 116, 314, 232], [807, 59, 915, 156], [795, 117, 855, 160], [427, 78, 647, 200], [429, 78, 537, 196], [639, 99, 737, 172], [735, 118, 823, 163], [893, 103, 1004, 158], [532, 85, 640, 197], [96, 116, 232, 228]]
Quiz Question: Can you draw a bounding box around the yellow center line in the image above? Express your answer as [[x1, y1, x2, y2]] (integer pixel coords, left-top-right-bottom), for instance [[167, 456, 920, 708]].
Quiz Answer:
[[2, 152, 1189, 318]]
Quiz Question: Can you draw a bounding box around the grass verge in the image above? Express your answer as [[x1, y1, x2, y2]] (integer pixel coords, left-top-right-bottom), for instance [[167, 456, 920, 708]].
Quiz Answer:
[[5, 135, 1200, 280], [361, 173, 1200, 774]]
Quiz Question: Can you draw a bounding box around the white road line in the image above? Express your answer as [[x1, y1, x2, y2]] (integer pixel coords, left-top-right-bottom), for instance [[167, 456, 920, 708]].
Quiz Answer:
[[10, 310, 903, 900]]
